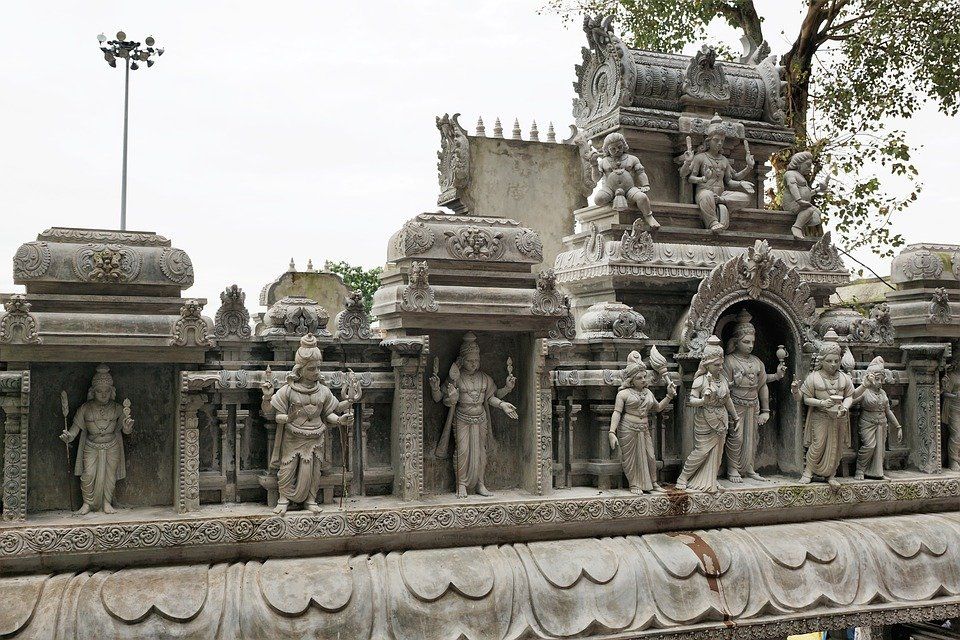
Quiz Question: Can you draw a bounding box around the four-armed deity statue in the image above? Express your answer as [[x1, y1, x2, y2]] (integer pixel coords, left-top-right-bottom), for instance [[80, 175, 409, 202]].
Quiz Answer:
[[853, 356, 902, 480], [594, 132, 661, 230], [679, 113, 755, 232], [782, 151, 830, 240], [59, 365, 134, 515], [260, 333, 361, 515], [792, 330, 855, 489], [608, 350, 676, 493], [722, 310, 787, 482], [676, 336, 739, 493], [430, 332, 518, 498]]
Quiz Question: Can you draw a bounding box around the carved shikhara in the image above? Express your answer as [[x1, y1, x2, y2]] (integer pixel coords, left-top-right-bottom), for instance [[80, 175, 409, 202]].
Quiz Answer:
[[682, 240, 817, 356], [213, 285, 252, 339], [171, 300, 213, 347], [2, 512, 959, 639], [0, 294, 41, 345], [1, 372, 28, 521]]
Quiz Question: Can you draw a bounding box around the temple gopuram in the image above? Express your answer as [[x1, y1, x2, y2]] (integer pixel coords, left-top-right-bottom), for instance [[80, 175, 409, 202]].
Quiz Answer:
[[1, 16, 958, 640]]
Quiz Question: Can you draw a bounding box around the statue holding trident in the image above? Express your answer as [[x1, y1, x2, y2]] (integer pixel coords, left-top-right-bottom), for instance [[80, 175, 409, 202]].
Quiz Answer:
[[430, 333, 518, 498]]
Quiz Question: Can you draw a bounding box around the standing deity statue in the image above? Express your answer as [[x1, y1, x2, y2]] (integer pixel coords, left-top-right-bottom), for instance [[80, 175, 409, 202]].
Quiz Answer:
[[676, 336, 739, 493], [722, 310, 787, 482], [608, 350, 677, 493], [791, 330, 855, 488], [430, 332, 518, 498], [679, 114, 755, 233], [260, 333, 360, 515], [782, 151, 829, 240], [852, 356, 901, 480], [59, 365, 134, 515], [941, 354, 960, 472], [594, 133, 661, 230]]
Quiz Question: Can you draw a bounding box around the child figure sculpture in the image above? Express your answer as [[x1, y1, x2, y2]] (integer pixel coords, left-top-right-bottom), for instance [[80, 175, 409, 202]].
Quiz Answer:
[[594, 132, 661, 230], [260, 333, 360, 515], [852, 356, 902, 480], [608, 350, 676, 494], [59, 365, 134, 515]]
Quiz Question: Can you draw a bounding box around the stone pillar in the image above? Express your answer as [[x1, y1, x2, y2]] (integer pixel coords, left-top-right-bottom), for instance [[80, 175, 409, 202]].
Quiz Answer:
[[1, 371, 28, 521], [902, 343, 951, 474], [176, 373, 206, 513], [383, 337, 428, 502]]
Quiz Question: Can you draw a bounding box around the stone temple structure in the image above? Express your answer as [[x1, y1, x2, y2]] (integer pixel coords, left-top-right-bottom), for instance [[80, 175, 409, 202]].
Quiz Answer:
[[1, 16, 959, 640]]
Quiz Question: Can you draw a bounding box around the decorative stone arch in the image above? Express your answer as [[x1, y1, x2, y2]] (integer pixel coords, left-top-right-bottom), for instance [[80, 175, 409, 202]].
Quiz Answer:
[[679, 241, 818, 357]]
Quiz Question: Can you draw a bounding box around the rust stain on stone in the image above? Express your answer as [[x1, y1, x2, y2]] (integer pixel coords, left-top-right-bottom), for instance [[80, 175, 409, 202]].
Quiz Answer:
[[662, 486, 691, 516], [666, 530, 735, 628]]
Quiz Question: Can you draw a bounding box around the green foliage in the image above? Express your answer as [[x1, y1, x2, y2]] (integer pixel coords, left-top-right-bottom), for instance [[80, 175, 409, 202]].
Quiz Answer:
[[324, 260, 382, 315], [545, 0, 960, 260]]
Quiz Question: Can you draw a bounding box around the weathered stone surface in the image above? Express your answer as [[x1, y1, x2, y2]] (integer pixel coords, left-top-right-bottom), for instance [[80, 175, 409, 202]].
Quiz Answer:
[[258, 264, 350, 324]]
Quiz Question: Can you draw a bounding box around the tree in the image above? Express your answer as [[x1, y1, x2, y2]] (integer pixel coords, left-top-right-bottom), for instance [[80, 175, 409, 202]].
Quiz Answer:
[[545, 0, 960, 260], [324, 260, 382, 315]]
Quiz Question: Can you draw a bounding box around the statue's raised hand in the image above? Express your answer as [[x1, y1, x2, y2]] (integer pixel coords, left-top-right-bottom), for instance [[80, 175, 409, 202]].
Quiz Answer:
[[776, 362, 787, 379], [428, 374, 441, 394], [501, 402, 519, 419]]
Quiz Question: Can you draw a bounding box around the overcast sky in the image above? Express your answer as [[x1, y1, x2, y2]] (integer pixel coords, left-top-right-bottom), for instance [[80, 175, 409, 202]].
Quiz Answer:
[[1, 2, 956, 309]]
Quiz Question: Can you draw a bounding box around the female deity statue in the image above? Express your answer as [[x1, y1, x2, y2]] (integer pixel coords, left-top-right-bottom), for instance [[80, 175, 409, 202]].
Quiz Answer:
[[782, 151, 828, 240], [430, 332, 518, 498], [260, 333, 360, 515], [722, 310, 787, 482], [608, 350, 677, 493], [676, 336, 739, 493], [942, 353, 960, 472], [594, 132, 661, 230], [59, 365, 134, 515], [791, 330, 855, 488], [852, 356, 902, 480], [679, 114, 755, 233]]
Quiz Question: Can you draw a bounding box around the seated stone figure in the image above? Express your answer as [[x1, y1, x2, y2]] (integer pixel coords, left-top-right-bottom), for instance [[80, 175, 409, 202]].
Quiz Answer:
[[679, 114, 755, 233], [594, 132, 661, 230], [782, 151, 828, 240]]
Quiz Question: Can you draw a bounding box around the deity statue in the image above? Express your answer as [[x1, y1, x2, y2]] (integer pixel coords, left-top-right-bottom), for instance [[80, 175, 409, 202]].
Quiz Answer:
[[260, 333, 360, 515], [679, 113, 755, 233], [59, 365, 134, 515], [594, 133, 661, 230], [722, 310, 787, 482], [941, 353, 960, 472], [430, 332, 518, 498], [791, 330, 855, 488], [676, 336, 739, 493], [608, 350, 677, 494], [782, 151, 829, 240], [852, 356, 902, 480]]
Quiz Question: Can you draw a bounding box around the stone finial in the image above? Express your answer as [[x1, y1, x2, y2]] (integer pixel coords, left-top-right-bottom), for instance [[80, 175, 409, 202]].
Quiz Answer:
[[335, 290, 373, 340], [476, 116, 486, 136], [288, 258, 296, 272], [214, 285, 252, 340], [547, 122, 556, 143], [171, 300, 214, 347], [529, 120, 540, 141], [512, 118, 522, 140], [493, 117, 503, 138], [0, 294, 42, 344]]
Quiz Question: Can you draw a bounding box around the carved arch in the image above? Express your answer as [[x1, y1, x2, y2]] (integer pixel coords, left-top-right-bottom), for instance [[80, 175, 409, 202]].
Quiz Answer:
[[679, 244, 818, 357]]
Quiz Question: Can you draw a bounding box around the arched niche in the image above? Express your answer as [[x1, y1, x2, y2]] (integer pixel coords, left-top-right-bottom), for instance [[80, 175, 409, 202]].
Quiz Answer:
[[675, 241, 819, 475]]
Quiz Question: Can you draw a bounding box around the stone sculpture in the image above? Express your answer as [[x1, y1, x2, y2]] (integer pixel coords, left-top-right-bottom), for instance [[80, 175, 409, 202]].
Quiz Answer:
[[594, 132, 661, 230], [58, 365, 134, 515], [791, 329, 855, 488], [942, 353, 960, 472], [722, 310, 787, 482], [259, 334, 360, 515], [679, 114, 755, 232], [783, 151, 829, 240], [852, 356, 902, 480], [676, 336, 739, 493], [430, 332, 518, 498], [608, 350, 676, 493]]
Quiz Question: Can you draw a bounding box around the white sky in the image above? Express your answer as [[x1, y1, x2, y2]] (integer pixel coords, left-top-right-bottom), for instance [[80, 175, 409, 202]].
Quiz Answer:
[[1, 1, 956, 309]]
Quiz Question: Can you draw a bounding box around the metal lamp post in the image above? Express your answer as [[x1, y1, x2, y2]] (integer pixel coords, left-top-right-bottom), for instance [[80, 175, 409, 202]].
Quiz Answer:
[[97, 31, 163, 230]]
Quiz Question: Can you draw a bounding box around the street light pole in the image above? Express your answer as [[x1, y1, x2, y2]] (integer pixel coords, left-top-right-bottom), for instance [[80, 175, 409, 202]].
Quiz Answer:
[[97, 31, 163, 231]]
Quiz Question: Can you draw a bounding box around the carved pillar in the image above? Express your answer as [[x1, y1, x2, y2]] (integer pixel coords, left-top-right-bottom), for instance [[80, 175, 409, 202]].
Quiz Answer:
[[383, 337, 428, 502], [1, 372, 28, 521], [533, 339, 553, 496], [902, 343, 951, 474], [176, 373, 206, 513]]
